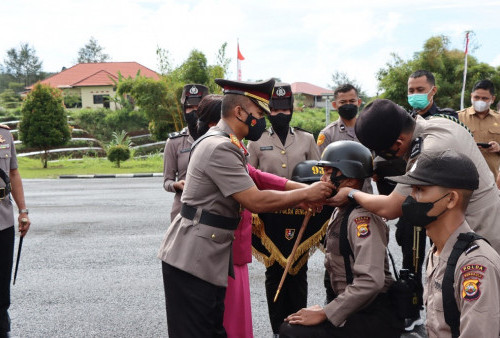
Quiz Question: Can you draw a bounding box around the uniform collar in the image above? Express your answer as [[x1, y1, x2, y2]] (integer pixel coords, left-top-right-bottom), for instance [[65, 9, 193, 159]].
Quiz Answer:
[[432, 220, 472, 262], [466, 105, 496, 117], [269, 126, 293, 135], [217, 119, 248, 156]]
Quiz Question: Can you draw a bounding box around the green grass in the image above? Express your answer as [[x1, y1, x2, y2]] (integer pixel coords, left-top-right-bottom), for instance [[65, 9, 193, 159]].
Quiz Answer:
[[18, 154, 163, 179]]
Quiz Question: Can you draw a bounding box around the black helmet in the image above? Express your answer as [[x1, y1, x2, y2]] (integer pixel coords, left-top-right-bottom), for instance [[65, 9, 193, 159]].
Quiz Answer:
[[317, 140, 373, 179], [291, 160, 323, 184]]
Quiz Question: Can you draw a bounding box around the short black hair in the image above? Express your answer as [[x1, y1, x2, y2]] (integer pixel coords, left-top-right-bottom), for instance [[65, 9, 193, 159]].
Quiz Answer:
[[221, 94, 251, 118], [401, 112, 416, 134], [334, 84, 358, 100], [472, 79, 495, 96], [409, 70, 435, 86]]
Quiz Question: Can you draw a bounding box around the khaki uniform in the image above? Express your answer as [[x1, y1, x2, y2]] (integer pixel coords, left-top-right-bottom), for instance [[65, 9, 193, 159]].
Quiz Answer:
[[158, 119, 255, 287], [395, 115, 500, 253], [316, 118, 373, 193], [425, 221, 500, 338], [458, 107, 500, 179], [324, 205, 394, 326], [247, 127, 320, 179], [162, 127, 194, 221], [0, 127, 16, 230]]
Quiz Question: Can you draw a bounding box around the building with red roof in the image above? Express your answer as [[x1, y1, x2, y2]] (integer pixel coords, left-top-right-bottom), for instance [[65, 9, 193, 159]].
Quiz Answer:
[[28, 62, 160, 110], [291, 82, 334, 108]]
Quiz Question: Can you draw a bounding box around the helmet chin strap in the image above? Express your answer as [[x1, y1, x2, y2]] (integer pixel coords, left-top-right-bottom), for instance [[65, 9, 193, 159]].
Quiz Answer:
[[329, 168, 348, 197]]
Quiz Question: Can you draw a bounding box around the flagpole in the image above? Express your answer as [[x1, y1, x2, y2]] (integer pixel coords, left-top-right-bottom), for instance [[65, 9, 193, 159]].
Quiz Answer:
[[237, 39, 245, 81], [460, 31, 470, 111]]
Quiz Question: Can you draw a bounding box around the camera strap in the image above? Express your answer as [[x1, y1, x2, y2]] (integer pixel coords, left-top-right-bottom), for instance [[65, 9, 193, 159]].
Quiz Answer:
[[442, 232, 488, 338]]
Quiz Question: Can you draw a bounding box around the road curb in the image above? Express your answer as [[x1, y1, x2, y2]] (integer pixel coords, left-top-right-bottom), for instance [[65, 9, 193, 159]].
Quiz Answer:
[[59, 173, 163, 179]]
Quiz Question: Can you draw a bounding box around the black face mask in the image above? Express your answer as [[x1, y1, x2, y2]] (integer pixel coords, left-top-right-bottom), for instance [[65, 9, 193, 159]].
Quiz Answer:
[[238, 109, 266, 141], [185, 110, 199, 139], [328, 168, 347, 198], [338, 104, 358, 120], [269, 113, 292, 132], [401, 193, 450, 228]]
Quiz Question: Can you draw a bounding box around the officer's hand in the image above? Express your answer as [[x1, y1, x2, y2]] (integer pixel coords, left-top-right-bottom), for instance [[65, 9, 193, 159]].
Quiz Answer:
[[296, 202, 323, 214], [173, 180, 185, 192], [324, 186, 350, 207], [18, 214, 31, 238], [304, 181, 334, 202], [487, 141, 500, 153], [285, 305, 326, 326]]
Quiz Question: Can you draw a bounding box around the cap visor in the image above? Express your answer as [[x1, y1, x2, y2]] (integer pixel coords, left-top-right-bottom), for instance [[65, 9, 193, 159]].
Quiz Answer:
[[385, 174, 434, 186]]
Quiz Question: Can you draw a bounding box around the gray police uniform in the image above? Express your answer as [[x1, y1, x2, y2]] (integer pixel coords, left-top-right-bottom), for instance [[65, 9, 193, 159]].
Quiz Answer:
[[425, 221, 500, 338], [247, 127, 320, 178], [158, 119, 255, 337], [395, 115, 500, 254], [317, 118, 373, 193], [162, 127, 193, 221], [0, 127, 16, 230]]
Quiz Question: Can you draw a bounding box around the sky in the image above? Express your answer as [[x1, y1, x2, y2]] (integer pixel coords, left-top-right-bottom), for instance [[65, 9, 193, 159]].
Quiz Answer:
[[1, 0, 500, 96]]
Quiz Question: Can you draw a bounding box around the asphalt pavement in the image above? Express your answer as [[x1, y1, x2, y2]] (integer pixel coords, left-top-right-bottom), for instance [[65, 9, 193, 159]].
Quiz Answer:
[[8, 177, 426, 337]]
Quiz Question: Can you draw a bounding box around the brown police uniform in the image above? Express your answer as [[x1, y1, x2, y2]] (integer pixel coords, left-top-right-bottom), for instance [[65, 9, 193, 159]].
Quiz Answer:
[[317, 119, 373, 194], [458, 106, 500, 179], [425, 221, 500, 338], [247, 126, 320, 333], [395, 115, 500, 254], [158, 119, 255, 337], [247, 127, 320, 178], [279, 204, 402, 337], [162, 127, 193, 221]]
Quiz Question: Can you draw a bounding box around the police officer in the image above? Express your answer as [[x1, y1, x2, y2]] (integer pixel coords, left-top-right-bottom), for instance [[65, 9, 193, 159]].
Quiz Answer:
[[162, 84, 208, 221], [387, 149, 500, 337], [332, 99, 500, 331], [0, 124, 30, 338], [157, 78, 333, 337], [407, 70, 458, 119], [247, 82, 320, 335], [279, 141, 403, 338]]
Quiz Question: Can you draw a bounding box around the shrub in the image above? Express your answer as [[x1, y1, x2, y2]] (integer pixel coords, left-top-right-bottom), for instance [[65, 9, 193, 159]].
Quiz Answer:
[[107, 145, 130, 167]]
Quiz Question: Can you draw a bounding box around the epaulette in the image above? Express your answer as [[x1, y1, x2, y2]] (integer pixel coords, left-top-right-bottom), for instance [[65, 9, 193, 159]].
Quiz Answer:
[[0, 124, 11, 130], [168, 128, 188, 139], [292, 126, 312, 134], [438, 107, 457, 114]]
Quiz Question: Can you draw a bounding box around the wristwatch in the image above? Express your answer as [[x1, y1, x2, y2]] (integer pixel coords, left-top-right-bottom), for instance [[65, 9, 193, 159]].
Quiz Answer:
[[19, 208, 29, 214], [347, 189, 360, 203]]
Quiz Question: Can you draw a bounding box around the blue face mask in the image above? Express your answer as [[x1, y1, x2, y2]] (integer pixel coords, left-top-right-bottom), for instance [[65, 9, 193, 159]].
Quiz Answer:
[[407, 87, 433, 110]]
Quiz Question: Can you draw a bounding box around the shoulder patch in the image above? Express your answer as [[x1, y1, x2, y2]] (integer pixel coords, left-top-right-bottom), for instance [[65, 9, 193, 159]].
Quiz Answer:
[[230, 134, 242, 149], [0, 124, 10, 130], [317, 133, 325, 146], [354, 216, 370, 238], [410, 137, 422, 158], [460, 264, 487, 274], [462, 279, 481, 301]]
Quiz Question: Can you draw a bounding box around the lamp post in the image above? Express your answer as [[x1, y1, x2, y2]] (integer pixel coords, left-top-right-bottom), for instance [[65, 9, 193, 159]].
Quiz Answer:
[[321, 93, 334, 126]]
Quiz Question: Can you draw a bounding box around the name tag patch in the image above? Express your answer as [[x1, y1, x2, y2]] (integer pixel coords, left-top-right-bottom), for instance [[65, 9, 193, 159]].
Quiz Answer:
[[180, 148, 191, 153], [260, 146, 273, 151]]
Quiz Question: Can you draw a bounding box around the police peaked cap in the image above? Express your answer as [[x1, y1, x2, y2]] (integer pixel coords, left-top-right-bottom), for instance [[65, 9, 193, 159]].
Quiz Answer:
[[215, 78, 275, 114], [355, 99, 410, 152], [181, 84, 209, 106], [270, 82, 294, 111], [386, 149, 479, 190]]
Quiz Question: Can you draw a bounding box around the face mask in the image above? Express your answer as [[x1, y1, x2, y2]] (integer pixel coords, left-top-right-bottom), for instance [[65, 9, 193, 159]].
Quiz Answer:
[[239, 108, 266, 141], [328, 168, 347, 198], [269, 113, 292, 132], [401, 193, 450, 228], [338, 104, 358, 120], [472, 100, 490, 113], [407, 87, 433, 110]]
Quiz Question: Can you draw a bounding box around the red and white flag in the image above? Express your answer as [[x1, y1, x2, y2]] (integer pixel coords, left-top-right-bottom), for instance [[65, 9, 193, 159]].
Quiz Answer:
[[237, 40, 245, 80]]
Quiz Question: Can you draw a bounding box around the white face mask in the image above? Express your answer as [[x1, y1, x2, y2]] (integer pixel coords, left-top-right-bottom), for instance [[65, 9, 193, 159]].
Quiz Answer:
[[472, 100, 490, 113]]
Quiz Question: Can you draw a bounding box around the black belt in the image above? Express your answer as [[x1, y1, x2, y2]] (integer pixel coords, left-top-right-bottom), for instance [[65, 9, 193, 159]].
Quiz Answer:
[[181, 203, 240, 230]]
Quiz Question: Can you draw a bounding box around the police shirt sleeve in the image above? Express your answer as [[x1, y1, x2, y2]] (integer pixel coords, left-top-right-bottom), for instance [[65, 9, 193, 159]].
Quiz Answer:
[[8, 131, 17, 170], [456, 255, 500, 337], [205, 141, 255, 198], [246, 140, 259, 168], [163, 138, 179, 192], [324, 212, 388, 326]]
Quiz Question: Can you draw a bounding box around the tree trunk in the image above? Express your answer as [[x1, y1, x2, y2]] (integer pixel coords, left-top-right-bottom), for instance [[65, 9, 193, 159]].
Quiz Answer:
[[43, 150, 48, 168]]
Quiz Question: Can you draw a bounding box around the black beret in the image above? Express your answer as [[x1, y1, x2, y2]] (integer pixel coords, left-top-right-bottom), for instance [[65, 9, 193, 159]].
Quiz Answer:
[[181, 84, 209, 106], [270, 82, 294, 111], [387, 149, 479, 190], [354, 99, 409, 152], [215, 78, 275, 114]]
